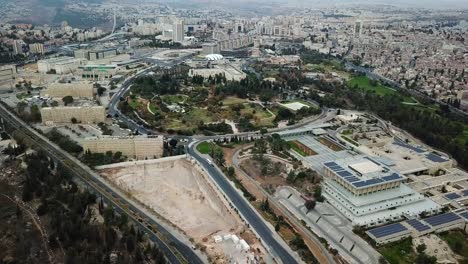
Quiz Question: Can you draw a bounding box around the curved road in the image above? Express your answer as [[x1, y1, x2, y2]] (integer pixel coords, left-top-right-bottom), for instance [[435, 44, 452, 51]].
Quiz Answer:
[[188, 143, 300, 264]]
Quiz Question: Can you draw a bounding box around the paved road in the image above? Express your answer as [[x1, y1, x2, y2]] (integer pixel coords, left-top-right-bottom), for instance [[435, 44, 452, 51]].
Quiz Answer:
[[188, 144, 300, 264], [0, 103, 203, 264], [231, 147, 336, 264]]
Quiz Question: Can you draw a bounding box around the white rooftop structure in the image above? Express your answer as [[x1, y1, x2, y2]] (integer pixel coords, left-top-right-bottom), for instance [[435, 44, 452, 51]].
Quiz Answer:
[[349, 160, 382, 175], [322, 156, 441, 227], [205, 54, 224, 61]]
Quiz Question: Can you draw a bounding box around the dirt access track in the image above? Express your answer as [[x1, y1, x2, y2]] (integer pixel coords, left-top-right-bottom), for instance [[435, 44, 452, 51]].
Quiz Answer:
[[97, 156, 266, 262]]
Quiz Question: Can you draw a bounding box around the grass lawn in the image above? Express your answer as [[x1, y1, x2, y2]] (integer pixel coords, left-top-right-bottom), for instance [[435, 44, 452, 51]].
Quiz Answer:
[[440, 230, 468, 260], [128, 99, 142, 109], [187, 108, 216, 123], [196, 142, 215, 154], [348, 76, 397, 97], [161, 94, 188, 104], [16, 92, 29, 100], [241, 103, 273, 119], [287, 141, 307, 157], [378, 238, 416, 264], [222, 96, 247, 106], [148, 103, 158, 114]]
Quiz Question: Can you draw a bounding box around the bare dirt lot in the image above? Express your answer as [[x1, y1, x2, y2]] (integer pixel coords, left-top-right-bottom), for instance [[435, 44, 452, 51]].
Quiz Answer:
[[98, 157, 266, 262]]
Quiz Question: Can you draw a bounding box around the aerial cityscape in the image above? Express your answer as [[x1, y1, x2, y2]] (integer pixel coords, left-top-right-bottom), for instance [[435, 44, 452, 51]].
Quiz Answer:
[[0, 0, 467, 264]]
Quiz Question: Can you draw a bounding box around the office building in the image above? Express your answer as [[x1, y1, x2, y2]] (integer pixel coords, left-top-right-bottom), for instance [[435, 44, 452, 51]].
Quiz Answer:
[[202, 43, 220, 55], [29, 43, 45, 54], [173, 20, 184, 43], [83, 135, 164, 160], [354, 20, 363, 38], [12, 40, 23, 55], [41, 82, 94, 98], [37, 57, 83, 74], [322, 156, 440, 227], [41, 106, 106, 125]]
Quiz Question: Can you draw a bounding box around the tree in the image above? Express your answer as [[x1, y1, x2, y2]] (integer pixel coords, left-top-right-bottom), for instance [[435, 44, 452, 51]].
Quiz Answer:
[[416, 244, 426, 254], [305, 199, 316, 211], [62, 96, 74, 106], [71, 117, 78, 124], [275, 222, 280, 231], [97, 86, 107, 96]]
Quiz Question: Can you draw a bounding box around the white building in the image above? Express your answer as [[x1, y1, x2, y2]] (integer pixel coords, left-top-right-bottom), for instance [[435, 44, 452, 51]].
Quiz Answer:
[[322, 156, 440, 227], [173, 20, 184, 43], [37, 57, 84, 74]]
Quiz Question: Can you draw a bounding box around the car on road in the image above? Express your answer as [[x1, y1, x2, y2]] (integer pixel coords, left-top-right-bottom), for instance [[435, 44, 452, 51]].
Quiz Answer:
[[206, 158, 213, 166]]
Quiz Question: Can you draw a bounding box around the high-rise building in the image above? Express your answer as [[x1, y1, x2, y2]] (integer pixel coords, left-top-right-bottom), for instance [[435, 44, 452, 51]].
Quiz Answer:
[[173, 20, 184, 43], [12, 40, 23, 55], [354, 20, 363, 38]]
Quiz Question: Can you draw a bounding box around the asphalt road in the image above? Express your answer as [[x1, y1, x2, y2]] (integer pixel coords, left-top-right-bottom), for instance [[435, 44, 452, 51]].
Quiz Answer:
[[188, 144, 299, 264]]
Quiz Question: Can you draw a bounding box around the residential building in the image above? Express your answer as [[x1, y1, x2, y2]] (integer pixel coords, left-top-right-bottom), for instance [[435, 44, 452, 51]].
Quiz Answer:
[[83, 135, 164, 160], [40, 106, 106, 124]]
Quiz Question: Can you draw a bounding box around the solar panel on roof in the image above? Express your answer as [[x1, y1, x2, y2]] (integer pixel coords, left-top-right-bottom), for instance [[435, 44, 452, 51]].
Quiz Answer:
[[346, 177, 360, 182], [462, 190, 468, 197], [331, 166, 344, 171], [382, 173, 402, 182], [406, 219, 431, 232], [337, 170, 353, 177], [444, 193, 461, 200], [424, 212, 461, 227], [393, 140, 425, 153], [324, 162, 338, 167], [460, 212, 468, 220], [367, 223, 408, 238], [426, 153, 448, 163]]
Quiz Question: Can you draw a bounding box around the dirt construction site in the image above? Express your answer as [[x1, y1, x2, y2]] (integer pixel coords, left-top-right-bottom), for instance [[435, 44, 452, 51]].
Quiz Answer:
[[97, 156, 267, 263]]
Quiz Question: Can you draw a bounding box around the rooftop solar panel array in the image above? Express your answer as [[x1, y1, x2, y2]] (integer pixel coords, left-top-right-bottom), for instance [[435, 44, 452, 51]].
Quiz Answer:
[[393, 140, 425, 153], [444, 193, 461, 200], [324, 161, 404, 189], [367, 223, 408, 238], [462, 190, 468, 197], [424, 212, 461, 227], [460, 212, 468, 220], [406, 219, 431, 232], [426, 153, 448, 163]]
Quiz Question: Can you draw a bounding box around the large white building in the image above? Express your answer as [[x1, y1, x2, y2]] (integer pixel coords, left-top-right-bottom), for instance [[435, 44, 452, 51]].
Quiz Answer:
[[322, 156, 440, 227], [41, 82, 94, 98], [83, 135, 164, 160], [37, 57, 84, 74], [41, 106, 106, 125]]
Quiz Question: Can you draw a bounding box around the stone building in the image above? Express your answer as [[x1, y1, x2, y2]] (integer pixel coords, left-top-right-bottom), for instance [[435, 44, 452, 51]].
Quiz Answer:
[[82, 135, 164, 160]]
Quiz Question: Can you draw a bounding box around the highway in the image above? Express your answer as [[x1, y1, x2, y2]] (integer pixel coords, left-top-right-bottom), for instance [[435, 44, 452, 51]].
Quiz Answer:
[[0, 103, 203, 264], [188, 143, 300, 264]]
